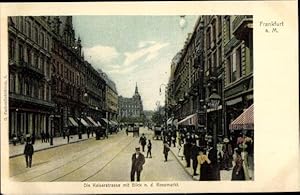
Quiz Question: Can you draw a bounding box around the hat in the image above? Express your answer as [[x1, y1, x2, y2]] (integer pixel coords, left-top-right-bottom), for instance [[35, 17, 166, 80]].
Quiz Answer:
[[135, 147, 140, 151], [223, 138, 230, 143], [239, 144, 248, 149]]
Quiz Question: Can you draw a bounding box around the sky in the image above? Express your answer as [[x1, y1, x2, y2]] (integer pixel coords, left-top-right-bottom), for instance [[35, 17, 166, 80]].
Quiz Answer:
[[73, 16, 198, 111]]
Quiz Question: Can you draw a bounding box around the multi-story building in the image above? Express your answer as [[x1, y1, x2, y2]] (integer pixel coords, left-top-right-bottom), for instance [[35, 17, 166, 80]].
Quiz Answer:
[[173, 21, 201, 128], [169, 15, 253, 139], [223, 15, 253, 134], [8, 16, 112, 140], [8, 16, 55, 139], [83, 61, 106, 128], [202, 15, 224, 139], [99, 71, 118, 121], [50, 16, 86, 136], [118, 84, 143, 121]]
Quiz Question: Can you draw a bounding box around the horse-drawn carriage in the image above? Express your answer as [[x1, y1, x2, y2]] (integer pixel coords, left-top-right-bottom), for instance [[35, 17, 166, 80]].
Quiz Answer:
[[153, 125, 163, 140]]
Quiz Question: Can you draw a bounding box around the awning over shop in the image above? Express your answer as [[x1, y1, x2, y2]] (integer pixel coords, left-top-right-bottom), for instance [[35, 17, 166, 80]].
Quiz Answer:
[[101, 118, 110, 125], [68, 117, 79, 127], [97, 121, 102, 127], [78, 118, 90, 127], [111, 121, 118, 126], [86, 116, 99, 127], [229, 104, 254, 130], [177, 113, 197, 126]]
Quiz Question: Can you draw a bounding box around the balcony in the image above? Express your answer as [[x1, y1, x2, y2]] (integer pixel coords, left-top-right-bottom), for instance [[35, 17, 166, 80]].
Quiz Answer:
[[193, 54, 204, 68], [224, 36, 239, 55], [233, 15, 253, 41], [19, 60, 45, 79], [9, 93, 55, 108]]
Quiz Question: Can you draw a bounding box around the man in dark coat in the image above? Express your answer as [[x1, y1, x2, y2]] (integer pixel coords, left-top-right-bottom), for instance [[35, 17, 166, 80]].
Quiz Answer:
[[191, 142, 199, 176], [139, 134, 147, 152], [208, 147, 220, 180], [24, 140, 34, 168], [183, 141, 192, 167], [130, 147, 145, 182]]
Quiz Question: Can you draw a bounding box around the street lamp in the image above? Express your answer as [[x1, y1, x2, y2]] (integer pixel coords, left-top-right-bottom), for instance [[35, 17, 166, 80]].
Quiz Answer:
[[159, 84, 168, 129], [208, 88, 221, 149], [179, 15, 187, 30], [208, 88, 221, 180], [79, 92, 88, 139]]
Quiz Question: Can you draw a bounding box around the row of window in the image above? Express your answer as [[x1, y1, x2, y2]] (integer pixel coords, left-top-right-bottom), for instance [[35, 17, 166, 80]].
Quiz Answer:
[[13, 17, 51, 51], [9, 73, 51, 101], [226, 46, 243, 84], [205, 16, 222, 51], [52, 78, 79, 101], [53, 59, 82, 87], [205, 46, 223, 72], [9, 39, 51, 78]]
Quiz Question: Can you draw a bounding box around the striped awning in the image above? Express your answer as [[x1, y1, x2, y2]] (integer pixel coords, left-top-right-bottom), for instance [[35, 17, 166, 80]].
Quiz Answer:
[[229, 104, 254, 130], [178, 113, 197, 126], [78, 118, 90, 127], [86, 116, 99, 127], [68, 117, 79, 127]]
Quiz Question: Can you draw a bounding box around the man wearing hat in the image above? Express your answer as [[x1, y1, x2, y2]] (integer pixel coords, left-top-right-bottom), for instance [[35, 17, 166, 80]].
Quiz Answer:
[[130, 147, 145, 182], [23, 139, 34, 168]]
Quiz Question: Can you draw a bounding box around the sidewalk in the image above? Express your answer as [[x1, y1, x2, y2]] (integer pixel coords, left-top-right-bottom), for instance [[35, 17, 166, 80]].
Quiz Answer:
[[9, 133, 95, 158], [169, 146, 254, 181]]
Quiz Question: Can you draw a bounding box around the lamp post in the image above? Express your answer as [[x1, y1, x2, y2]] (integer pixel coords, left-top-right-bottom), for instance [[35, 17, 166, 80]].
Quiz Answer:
[[79, 92, 88, 139], [208, 88, 221, 180], [208, 88, 221, 150], [50, 114, 54, 145], [159, 84, 168, 130]]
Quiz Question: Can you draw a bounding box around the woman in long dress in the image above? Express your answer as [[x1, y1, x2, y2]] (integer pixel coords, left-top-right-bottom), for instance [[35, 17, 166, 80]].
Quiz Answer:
[[197, 148, 211, 181], [232, 149, 245, 180]]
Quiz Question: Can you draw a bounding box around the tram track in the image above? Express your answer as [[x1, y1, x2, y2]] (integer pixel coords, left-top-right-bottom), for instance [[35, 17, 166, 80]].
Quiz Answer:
[[10, 133, 132, 182]]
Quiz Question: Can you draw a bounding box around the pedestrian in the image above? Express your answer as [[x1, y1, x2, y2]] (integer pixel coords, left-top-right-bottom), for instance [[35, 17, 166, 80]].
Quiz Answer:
[[87, 129, 90, 138], [191, 142, 199, 176], [163, 141, 170, 162], [139, 133, 147, 152], [45, 131, 50, 143], [62, 129, 66, 139], [183, 141, 192, 167], [197, 148, 212, 181], [171, 135, 176, 147], [126, 128, 128, 136], [41, 131, 45, 143], [66, 129, 70, 143], [208, 147, 220, 180], [220, 145, 229, 170], [178, 140, 184, 160], [146, 140, 152, 158], [232, 149, 245, 180], [23, 140, 34, 168], [130, 147, 145, 182], [31, 133, 36, 145], [12, 133, 18, 146]]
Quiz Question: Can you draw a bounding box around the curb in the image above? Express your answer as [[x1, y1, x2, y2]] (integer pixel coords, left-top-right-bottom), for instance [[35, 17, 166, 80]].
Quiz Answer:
[[169, 147, 198, 181], [9, 136, 95, 158]]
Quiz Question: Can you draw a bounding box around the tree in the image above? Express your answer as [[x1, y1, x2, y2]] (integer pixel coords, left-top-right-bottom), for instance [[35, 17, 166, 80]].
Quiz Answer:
[[151, 108, 165, 125]]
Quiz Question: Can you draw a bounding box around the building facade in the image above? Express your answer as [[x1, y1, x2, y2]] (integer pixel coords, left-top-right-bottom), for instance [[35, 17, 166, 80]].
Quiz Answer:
[[168, 15, 253, 139], [99, 70, 118, 121], [8, 16, 112, 140], [8, 16, 55, 139], [223, 15, 253, 135], [50, 16, 86, 136], [118, 84, 144, 121]]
